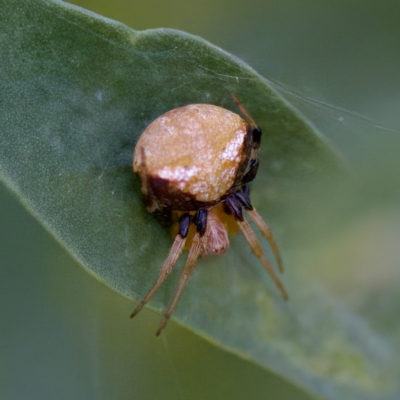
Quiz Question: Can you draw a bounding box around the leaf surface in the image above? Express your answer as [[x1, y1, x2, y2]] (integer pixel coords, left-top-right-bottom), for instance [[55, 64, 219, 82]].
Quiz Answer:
[[0, 1, 398, 399]]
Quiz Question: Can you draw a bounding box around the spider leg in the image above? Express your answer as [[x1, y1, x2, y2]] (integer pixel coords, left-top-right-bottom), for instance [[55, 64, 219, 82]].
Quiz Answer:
[[228, 91, 258, 129], [246, 209, 284, 273], [233, 186, 284, 273], [237, 217, 288, 301], [156, 232, 202, 336], [130, 213, 190, 318], [155, 209, 207, 336]]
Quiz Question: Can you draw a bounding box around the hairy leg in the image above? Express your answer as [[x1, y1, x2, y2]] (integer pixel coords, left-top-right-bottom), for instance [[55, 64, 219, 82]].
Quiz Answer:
[[130, 213, 191, 318]]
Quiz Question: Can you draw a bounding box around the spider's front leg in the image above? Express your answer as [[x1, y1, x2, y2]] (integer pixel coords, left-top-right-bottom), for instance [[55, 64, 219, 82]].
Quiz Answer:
[[156, 210, 208, 336], [130, 213, 191, 318]]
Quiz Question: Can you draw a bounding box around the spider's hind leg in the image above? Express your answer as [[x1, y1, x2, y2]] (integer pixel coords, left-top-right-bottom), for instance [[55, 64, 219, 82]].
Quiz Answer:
[[225, 192, 288, 300], [236, 185, 284, 273], [246, 208, 283, 272]]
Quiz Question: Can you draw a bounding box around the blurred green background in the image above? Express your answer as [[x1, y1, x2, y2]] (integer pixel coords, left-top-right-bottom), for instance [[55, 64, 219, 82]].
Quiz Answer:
[[1, 0, 399, 399]]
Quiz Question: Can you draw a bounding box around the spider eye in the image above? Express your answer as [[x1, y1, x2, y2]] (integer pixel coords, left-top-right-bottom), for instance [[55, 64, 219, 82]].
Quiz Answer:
[[252, 126, 262, 143]]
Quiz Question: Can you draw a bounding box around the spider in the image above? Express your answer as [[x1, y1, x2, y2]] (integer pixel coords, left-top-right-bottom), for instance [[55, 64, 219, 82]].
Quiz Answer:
[[131, 94, 287, 335]]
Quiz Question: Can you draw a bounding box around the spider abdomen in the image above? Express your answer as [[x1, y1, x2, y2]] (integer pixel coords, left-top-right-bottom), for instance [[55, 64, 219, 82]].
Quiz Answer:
[[133, 104, 249, 212]]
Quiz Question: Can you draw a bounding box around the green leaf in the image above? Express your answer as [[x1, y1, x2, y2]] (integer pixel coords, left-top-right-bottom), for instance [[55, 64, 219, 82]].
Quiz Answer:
[[0, 1, 398, 399]]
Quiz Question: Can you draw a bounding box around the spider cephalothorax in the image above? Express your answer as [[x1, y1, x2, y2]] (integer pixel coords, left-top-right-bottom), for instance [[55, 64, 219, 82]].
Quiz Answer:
[[131, 95, 287, 335]]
